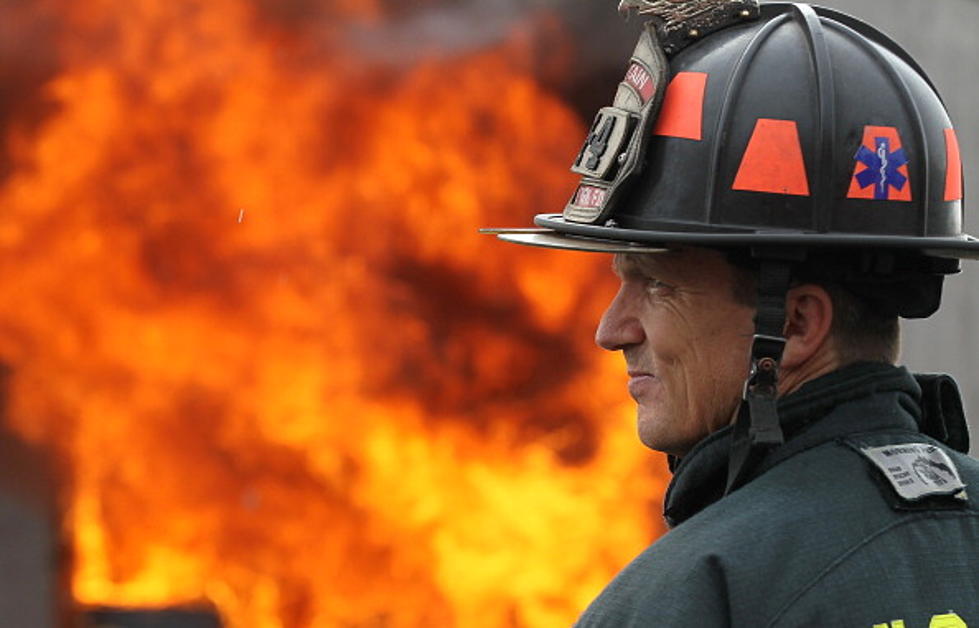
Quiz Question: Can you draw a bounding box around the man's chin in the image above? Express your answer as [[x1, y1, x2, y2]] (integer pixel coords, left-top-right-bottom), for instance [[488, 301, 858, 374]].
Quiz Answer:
[[637, 411, 703, 457], [637, 412, 673, 453]]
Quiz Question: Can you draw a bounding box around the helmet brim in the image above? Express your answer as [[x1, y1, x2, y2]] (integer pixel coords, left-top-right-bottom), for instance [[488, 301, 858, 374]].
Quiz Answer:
[[529, 215, 979, 261], [488, 229, 668, 254]]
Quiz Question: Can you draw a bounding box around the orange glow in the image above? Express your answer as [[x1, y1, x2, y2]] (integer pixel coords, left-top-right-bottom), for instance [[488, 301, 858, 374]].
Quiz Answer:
[[0, 0, 670, 625]]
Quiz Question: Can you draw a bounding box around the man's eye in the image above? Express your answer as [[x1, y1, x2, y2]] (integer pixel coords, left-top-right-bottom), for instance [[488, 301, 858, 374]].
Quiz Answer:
[[646, 279, 674, 294]]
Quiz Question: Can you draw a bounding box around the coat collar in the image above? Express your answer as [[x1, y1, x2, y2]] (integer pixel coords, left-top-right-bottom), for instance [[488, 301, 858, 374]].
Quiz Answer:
[[662, 362, 939, 527]]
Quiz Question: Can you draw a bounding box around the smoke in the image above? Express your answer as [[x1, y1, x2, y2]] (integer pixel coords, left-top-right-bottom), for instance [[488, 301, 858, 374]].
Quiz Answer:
[[341, 0, 633, 64], [339, 0, 638, 117], [0, 0, 63, 184], [345, 0, 550, 62]]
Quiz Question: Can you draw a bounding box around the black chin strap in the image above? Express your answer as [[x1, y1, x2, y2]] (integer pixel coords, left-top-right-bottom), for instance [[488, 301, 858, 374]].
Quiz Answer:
[[725, 259, 793, 495]]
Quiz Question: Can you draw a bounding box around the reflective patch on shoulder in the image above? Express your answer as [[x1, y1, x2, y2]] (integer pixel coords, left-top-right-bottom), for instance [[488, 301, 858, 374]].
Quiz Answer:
[[858, 443, 968, 502]]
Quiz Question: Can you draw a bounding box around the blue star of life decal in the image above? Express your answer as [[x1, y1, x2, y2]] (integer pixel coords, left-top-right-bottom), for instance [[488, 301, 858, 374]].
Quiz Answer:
[[854, 137, 909, 200]]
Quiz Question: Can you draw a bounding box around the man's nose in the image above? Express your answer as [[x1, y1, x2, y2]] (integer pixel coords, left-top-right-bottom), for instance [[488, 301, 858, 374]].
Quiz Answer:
[[595, 284, 645, 351]]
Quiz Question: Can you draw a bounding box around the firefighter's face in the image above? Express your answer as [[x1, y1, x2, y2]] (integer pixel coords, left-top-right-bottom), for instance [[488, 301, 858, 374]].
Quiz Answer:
[[595, 249, 755, 457]]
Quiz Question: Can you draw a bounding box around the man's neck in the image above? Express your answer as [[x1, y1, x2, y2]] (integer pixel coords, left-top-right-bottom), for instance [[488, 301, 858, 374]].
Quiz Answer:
[[778, 348, 843, 397]]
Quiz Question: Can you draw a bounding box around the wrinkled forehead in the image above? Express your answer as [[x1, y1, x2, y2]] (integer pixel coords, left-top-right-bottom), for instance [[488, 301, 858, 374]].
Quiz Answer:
[[613, 247, 734, 283]]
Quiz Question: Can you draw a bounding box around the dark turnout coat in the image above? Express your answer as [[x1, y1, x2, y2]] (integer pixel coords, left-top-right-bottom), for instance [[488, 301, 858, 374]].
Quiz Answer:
[[575, 363, 979, 628]]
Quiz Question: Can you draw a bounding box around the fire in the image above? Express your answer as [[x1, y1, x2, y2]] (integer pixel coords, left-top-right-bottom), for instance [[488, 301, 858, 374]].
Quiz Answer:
[[0, 0, 670, 625]]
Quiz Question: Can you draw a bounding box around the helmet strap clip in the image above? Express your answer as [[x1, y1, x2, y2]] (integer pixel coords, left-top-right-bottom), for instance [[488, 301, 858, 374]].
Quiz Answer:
[[741, 334, 786, 444], [725, 259, 793, 494]]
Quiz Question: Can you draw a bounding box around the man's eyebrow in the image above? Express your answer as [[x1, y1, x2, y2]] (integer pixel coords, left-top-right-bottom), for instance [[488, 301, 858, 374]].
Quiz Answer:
[[614, 253, 675, 279], [612, 254, 645, 278]]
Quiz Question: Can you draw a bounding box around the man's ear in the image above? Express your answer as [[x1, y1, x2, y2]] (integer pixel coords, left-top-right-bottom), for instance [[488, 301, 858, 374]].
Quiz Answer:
[[780, 284, 834, 369]]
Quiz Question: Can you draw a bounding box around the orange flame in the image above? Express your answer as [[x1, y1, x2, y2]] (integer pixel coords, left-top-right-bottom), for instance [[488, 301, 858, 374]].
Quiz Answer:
[[0, 0, 669, 625]]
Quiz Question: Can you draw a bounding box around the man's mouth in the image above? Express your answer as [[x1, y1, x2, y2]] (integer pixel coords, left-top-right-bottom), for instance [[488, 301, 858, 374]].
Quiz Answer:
[[627, 370, 656, 399]]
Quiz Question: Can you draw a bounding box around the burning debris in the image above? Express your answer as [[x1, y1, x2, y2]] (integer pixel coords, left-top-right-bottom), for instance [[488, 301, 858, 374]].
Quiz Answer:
[[85, 606, 222, 628]]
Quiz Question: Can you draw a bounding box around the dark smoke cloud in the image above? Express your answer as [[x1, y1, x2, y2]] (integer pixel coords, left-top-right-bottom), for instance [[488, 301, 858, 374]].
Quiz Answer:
[[348, 1, 633, 61], [0, 1, 64, 184], [340, 0, 638, 117]]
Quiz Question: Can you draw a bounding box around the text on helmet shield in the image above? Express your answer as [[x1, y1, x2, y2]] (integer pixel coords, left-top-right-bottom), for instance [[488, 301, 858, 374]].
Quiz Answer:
[[625, 62, 657, 104]]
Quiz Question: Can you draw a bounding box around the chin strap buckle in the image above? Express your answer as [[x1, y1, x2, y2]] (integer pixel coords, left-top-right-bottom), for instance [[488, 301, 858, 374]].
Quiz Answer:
[[743, 334, 786, 446]]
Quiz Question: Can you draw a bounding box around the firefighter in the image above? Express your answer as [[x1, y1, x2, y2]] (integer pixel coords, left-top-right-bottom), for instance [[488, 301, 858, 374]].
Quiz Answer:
[[488, 2, 979, 625]]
